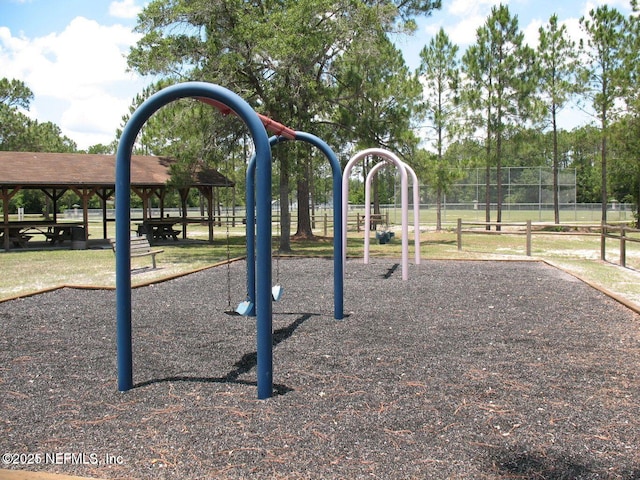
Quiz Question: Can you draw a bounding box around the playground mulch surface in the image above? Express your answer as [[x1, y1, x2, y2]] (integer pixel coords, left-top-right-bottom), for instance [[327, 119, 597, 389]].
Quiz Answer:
[[1, 257, 640, 479]]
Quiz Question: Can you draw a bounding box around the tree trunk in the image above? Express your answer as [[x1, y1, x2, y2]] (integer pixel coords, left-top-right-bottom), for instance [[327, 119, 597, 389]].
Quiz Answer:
[[495, 104, 502, 232], [294, 173, 314, 238], [436, 184, 442, 232], [373, 174, 380, 215], [496, 132, 502, 232], [485, 159, 491, 232], [436, 113, 443, 232], [601, 133, 608, 225], [601, 93, 608, 225], [552, 105, 560, 224], [485, 107, 492, 231], [310, 158, 316, 230], [637, 182, 640, 229], [279, 153, 292, 253]]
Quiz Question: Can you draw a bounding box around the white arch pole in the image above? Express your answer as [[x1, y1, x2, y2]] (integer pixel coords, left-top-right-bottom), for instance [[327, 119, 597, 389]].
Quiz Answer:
[[342, 148, 409, 280], [364, 160, 421, 265], [364, 161, 388, 264], [405, 162, 421, 265]]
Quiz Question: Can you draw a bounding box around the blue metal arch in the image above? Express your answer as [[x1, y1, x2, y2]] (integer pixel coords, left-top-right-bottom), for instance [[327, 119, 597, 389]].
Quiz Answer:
[[115, 82, 274, 399], [245, 131, 344, 320]]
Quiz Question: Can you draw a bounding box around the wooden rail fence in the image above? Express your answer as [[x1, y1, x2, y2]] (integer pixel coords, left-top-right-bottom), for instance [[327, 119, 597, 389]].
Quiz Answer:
[[456, 219, 639, 268]]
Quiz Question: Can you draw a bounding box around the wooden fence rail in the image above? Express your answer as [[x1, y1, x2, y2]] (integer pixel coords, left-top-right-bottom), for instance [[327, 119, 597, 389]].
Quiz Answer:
[[457, 219, 638, 268], [170, 213, 370, 237], [601, 224, 640, 267]]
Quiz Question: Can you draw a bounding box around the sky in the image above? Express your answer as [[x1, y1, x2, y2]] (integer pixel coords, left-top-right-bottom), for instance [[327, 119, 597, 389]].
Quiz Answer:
[[0, 0, 635, 150]]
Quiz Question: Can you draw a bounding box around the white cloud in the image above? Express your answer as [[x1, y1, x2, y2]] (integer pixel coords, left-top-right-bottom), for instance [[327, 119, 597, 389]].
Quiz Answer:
[[447, 0, 506, 17], [423, 10, 487, 47], [582, 0, 633, 16], [22, 18, 139, 95], [61, 91, 132, 140], [447, 15, 487, 46], [522, 18, 543, 47], [561, 16, 587, 47], [0, 16, 148, 148], [109, 0, 142, 19], [436, 0, 526, 47]]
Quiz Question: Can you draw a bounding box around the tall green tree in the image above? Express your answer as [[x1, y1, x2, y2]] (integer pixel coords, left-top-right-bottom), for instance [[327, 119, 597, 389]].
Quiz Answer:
[[0, 77, 77, 215], [0, 78, 33, 151], [0, 78, 76, 153], [566, 125, 601, 203], [462, 4, 536, 230], [334, 34, 422, 155], [332, 34, 423, 217], [537, 14, 581, 223], [127, 0, 440, 250], [609, 2, 640, 226], [0, 78, 33, 110], [418, 27, 462, 231], [579, 5, 628, 224], [610, 116, 640, 225]]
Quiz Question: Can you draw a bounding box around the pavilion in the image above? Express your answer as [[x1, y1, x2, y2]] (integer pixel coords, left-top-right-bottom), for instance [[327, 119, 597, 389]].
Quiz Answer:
[[0, 151, 234, 250]]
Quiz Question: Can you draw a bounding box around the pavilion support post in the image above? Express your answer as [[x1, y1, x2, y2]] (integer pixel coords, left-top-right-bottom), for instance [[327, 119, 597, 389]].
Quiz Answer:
[[1, 187, 20, 251], [82, 190, 90, 240], [155, 188, 166, 219], [97, 188, 114, 239], [179, 188, 189, 239], [207, 186, 214, 243], [103, 190, 108, 239], [196, 185, 214, 243], [131, 187, 152, 221], [232, 186, 236, 228], [2, 192, 9, 252], [215, 187, 221, 227], [42, 188, 67, 223], [71, 186, 98, 240]]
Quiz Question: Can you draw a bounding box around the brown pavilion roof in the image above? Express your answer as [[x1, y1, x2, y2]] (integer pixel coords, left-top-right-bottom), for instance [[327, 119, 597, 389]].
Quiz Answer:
[[0, 152, 234, 188]]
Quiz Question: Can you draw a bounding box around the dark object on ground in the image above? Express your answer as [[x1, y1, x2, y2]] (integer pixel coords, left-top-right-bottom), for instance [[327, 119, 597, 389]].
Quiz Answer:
[[375, 230, 394, 244]]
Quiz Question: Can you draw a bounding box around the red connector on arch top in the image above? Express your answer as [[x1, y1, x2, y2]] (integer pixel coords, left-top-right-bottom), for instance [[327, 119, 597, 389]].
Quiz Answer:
[[196, 97, 296, 140]]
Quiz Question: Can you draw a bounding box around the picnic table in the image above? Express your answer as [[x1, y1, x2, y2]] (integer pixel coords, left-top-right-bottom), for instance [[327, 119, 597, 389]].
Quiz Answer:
[[1, 221, 83, 249], [136, 218, 181, 242]]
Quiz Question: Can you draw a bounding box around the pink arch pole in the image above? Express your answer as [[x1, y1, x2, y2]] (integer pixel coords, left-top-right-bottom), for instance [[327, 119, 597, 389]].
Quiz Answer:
[[364, 159, 421, 266], [405, 161, 421, 265], [342, 148, 409, 280]]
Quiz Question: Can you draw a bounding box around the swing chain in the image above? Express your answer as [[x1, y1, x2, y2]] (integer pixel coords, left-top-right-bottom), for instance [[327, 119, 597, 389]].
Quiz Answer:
[[225, 216, 233, 309]]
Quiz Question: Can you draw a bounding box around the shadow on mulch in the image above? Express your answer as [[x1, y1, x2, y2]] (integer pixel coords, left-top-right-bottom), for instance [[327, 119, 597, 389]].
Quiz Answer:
[[492, 448, 640, 479], [134, 312, 318, 396]]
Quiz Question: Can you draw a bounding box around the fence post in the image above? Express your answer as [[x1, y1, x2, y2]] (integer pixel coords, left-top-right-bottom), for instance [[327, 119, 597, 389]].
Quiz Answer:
[[457, 218, 462, 251], [620, 225, 626, 268], [357, 213, 361, 232], [601, 222, 606, 261], [526, 220, 532, 256], [324, 213, 328, 237]]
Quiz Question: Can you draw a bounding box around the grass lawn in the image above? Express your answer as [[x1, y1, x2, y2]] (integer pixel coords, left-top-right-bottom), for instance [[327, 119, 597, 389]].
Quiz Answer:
[[2, 222, 640, 311]]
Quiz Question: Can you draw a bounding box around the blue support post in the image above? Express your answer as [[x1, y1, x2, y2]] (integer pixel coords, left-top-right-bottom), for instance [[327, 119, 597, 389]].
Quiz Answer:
[[245, 131, 343, 319], [115, 82, 273, 399], [295, 132, 344, 320], [245, 159, 256, 317]]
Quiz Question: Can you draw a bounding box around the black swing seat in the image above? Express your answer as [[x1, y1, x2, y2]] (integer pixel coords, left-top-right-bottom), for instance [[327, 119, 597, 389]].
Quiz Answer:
[[376, 230, 394, 244]]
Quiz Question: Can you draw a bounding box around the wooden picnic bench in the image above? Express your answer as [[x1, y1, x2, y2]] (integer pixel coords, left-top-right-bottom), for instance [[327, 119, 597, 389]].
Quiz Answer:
[[110, 237, 164, 269], [0, 232, 32, 248], [137, 219, 181, 242]]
